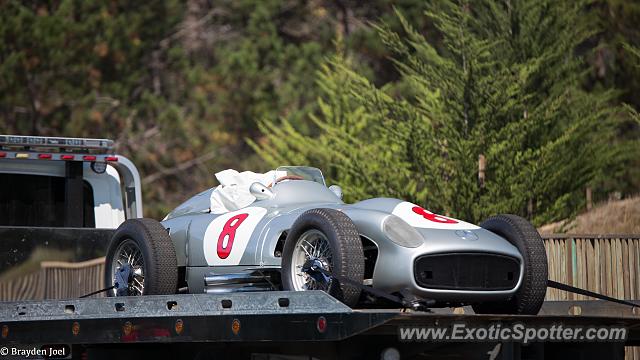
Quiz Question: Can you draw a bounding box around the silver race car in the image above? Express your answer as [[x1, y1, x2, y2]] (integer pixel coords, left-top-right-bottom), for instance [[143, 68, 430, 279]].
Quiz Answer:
[[105, 166, 548, 314]]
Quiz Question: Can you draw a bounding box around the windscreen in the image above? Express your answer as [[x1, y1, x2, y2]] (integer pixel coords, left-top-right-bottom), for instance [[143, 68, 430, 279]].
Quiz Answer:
[[275, 166, 326, 186]]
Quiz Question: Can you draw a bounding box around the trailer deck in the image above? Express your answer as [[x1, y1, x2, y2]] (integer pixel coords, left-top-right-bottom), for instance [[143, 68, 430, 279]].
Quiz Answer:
[[1, 291, 639, 359]]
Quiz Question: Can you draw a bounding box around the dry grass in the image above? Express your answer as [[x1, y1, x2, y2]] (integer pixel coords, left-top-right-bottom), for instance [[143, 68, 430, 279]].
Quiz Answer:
[[538, 196, 640, 235]]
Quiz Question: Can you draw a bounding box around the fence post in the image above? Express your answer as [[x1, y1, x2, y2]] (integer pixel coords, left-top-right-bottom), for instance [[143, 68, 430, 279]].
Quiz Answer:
[[478, 154, 486, 188]]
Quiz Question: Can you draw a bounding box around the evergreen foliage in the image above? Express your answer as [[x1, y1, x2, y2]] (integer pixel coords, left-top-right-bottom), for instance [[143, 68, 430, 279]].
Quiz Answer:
[[0, 0, 638, 222], [254, 0, 633, 225], [624, 44, 640, 124], [1, 0, 425, 217]]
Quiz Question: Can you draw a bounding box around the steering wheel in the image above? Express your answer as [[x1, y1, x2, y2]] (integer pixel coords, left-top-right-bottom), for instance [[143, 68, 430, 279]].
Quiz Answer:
[[269, 175, 305, 187]]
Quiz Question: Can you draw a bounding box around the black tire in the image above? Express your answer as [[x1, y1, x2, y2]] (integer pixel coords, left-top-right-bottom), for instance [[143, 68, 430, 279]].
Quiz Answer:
[[105, 218, 178, 296], [472, 214, 548, 315], [281, 208, 365, 307]]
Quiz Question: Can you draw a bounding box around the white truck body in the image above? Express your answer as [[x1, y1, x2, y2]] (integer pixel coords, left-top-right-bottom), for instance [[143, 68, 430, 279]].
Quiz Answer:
[[0, 159, 125, 228], [0, 135, 142, 300]]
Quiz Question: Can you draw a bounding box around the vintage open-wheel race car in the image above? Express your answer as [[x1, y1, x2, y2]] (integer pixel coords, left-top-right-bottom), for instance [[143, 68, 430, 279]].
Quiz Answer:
[[105, 166, 548, 314]]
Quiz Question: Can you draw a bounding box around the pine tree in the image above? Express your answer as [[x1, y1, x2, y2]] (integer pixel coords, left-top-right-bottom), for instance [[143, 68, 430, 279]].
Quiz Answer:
[[254, 0, 629, 225], [623, 44, 640, 124]]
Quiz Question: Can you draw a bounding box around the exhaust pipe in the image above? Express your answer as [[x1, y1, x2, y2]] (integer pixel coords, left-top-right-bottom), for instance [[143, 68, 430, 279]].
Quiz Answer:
[[205, 284, 274, 294], [204, 272, 276, 293], [205, 273, 274, 286]]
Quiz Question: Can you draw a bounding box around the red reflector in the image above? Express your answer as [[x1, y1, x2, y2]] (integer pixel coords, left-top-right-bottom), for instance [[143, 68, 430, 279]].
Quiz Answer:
[[316, 316, 327, 333], [150, 328, 171, 337], [83, 155, 97, 161], [38, 154, 52, 159], [105, 156, 118, 162], [61, 155, 74, 160], [0, 152, 6, 158]]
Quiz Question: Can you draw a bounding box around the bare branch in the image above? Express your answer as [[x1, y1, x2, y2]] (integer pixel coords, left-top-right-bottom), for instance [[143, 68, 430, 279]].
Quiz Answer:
[[142, 151, 217, 185]]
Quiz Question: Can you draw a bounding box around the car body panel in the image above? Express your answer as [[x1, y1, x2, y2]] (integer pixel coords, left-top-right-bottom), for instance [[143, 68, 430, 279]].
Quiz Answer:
[[161, 178, 523, 303]]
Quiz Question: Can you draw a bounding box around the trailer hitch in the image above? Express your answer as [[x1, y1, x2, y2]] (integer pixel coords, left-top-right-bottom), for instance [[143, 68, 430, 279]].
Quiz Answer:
[[301, 258, 333, 286]]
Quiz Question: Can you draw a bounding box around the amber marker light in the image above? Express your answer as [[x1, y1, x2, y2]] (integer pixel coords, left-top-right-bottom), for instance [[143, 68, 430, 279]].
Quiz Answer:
[[231, 319, 241, 335], [122, 321, 133, 337], [71, 322, 80, 336], [175, 319, 184, 335]]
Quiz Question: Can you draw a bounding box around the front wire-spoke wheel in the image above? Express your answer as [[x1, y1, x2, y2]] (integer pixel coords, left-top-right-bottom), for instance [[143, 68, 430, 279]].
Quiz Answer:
[[291, 229, 333, 291], [281, 208, 364, 307], [111, 239, 146, 296], [472, 214, 548, 315]]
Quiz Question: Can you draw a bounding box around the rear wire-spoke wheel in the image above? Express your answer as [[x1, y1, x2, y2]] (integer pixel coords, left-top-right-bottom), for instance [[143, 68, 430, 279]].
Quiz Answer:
[[105, 218, 178, 296], [111, 239, 146, 296], [291, 229, 333, 291]]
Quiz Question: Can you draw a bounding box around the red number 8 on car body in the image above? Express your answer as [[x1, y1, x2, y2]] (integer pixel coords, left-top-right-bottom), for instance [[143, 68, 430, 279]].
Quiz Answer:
[[217, 213, 249, 259], [412, 206, 458, 224]]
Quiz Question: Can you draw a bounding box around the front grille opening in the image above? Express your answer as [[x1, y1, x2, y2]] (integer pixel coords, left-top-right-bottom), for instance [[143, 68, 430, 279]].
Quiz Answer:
[[414, 252, 520, 291]]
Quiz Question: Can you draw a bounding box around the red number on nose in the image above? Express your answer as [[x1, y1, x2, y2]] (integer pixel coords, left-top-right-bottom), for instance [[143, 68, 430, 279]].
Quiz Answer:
[[412, 206, 458, 224], [217, 213, 249, 259]]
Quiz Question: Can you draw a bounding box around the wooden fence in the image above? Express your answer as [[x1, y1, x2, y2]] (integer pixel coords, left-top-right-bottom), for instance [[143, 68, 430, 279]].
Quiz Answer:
[[544, 234, 640, 301], [0, 257, 105, 300], [1, 235, 640, 301]]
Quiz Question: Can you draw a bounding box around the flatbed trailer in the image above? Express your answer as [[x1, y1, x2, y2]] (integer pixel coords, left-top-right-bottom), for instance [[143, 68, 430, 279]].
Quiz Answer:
[[1, 135, 638, 359], [1, 291, 639, 360]]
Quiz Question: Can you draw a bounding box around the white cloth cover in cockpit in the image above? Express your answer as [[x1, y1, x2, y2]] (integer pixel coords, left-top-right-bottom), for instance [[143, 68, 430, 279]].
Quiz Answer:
[[209, 169, 285, 214]]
